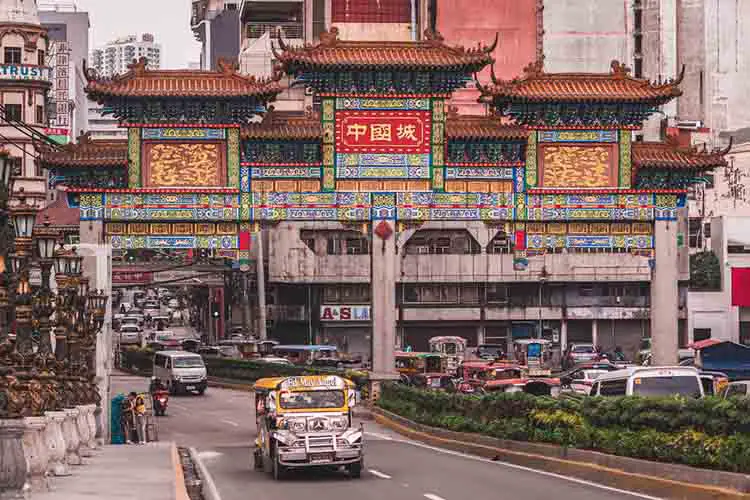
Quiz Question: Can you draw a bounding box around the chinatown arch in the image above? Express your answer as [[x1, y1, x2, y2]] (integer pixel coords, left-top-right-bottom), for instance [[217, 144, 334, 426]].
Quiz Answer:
[[41, 29, 728, 387]]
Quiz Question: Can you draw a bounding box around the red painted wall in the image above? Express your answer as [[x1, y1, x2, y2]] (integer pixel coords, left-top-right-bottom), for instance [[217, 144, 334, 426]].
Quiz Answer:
[[437, 0, 539, 114]]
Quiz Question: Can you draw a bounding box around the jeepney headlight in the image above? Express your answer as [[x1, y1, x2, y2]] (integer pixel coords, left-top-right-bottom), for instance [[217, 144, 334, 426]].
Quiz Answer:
[[290, 419, 307, 433], [341, 428, 362, 445], [331, 417, 348, 431], [273, 430, 295, 445]]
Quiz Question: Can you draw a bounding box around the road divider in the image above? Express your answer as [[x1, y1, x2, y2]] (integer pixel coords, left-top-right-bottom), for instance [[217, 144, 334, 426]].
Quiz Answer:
[[189, 447, 222, 500], [373, 407, 750, 500]]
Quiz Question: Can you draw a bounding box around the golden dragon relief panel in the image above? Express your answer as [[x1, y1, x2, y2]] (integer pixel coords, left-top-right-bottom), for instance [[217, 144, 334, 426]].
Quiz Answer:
[[146, 143, 223, 187], [540, 145, 616, 188]]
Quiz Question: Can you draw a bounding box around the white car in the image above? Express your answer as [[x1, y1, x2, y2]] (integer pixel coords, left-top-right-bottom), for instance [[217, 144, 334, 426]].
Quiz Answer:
[[254, 356, 294, 366], [569, 369, 611, 395], [119, 325, 142, 345]]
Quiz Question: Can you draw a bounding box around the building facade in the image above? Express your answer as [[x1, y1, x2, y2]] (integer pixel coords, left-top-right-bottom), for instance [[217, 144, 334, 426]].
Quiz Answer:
[[191, 0, 240, 71], [39, 3, 91, 143], [90, 33, 161, 79], [0, 0, 51, 208]]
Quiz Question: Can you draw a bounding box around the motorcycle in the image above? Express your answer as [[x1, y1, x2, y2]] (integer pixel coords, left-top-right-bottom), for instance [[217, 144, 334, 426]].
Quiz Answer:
[[152, 389, 169, 416]]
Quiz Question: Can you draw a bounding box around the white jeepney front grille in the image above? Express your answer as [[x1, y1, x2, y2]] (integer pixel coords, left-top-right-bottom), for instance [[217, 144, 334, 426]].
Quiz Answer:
[[304, 434, 336, 452]]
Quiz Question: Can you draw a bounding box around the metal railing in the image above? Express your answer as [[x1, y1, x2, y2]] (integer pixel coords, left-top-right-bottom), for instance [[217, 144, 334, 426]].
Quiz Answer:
[[245, 22, 303, 40]]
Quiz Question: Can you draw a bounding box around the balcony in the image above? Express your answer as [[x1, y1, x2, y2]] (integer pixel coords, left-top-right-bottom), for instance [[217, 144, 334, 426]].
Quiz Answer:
[[400, 253, 652, 283], [245, 22, 303, 40]]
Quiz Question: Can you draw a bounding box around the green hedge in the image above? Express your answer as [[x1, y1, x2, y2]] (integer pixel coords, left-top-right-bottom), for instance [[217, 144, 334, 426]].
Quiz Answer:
[[117, 349, 369, 392], [377, 383, 750, 473]]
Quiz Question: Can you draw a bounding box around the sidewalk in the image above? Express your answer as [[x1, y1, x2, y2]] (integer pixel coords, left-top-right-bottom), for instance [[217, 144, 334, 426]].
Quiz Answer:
[[34, 442, 187, 500]]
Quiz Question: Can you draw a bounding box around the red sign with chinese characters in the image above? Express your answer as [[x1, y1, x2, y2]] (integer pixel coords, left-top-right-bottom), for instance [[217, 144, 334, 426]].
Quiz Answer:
[[335, 110, 431, 154]]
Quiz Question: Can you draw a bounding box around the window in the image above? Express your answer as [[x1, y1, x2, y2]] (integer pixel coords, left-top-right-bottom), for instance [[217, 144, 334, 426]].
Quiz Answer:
[[693, 328, 711, 342], [726, 384, 748, 398], [703, 222, 711, 239], [332, 0, 410, 23], [599, 379, 627, 396], [4, 47, 21, 64], [300, 231, 315, 252], [37, 50, 44, 67], [312, 0, 326, 39], [405, 230, 480, 255], [35, 105, 44, 124], [487, 232, 512, 254], [632, 376, 702, 398], [487, 284, 510, 304], [7, 157, 21, 177], [4, 104, 22, 122], [688, 218, 703, 249], [33, 159, 41, 177], [704, 172, 715, 189]]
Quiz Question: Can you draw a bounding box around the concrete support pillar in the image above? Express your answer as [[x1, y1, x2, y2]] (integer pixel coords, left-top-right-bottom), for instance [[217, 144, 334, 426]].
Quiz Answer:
[[256, 230, 267, 340], [476, 324, 485, 346], [370, 220, 398, 385], [560, 319, 568, 351], [592, 319, 599, 348], [651, 219, 679, 365]]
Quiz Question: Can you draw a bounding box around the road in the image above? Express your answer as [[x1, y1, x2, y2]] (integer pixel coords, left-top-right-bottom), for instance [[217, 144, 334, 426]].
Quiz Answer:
[[111, 373, 659, 500]]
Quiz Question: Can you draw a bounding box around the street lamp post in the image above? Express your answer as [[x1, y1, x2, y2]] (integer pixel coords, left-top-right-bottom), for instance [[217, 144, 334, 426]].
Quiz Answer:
[[538, 266, 549, 339]]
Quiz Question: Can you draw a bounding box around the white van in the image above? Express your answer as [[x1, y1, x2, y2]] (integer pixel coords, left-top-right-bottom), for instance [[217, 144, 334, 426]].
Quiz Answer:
[[590, 366, 704, 398], [153, 351, 207, 395]]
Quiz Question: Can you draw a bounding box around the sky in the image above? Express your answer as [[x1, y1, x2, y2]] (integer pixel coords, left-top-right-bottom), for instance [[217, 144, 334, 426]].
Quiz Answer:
[[71, 0, 201, 69]]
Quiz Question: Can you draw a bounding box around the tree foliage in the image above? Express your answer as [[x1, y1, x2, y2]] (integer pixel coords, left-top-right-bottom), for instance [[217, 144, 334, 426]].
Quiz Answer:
[[690, 250, 721, 290]]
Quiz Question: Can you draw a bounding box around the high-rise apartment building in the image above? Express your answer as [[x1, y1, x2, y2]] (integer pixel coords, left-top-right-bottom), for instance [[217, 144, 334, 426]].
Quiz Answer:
[[90, 33, 161, 78]]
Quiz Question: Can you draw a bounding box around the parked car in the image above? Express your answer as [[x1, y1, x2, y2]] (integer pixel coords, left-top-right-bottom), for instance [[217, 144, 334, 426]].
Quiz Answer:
[[723, 380, 750, 398], [253, 356, 294, 366], [590, 366, 704, 398], [559, 362, 619, 394], [562, 343, 599, 369]]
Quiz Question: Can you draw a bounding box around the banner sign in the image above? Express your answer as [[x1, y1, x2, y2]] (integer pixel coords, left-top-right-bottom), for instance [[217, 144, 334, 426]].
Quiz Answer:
[[335, 110, 430, 154], [111, 270, 153, 284], [0, 64, 50, 82], [320, 305, 371, 321], [142, 128, 226, 140]]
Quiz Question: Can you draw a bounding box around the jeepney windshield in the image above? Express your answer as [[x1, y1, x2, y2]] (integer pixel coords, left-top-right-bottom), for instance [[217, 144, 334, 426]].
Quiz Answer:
[[279, 390, 345, 409]]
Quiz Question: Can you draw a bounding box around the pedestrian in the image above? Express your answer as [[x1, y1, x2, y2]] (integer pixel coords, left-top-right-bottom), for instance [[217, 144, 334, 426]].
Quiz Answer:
[[130, 391, 147, 444], [121, 395, 135, 444]]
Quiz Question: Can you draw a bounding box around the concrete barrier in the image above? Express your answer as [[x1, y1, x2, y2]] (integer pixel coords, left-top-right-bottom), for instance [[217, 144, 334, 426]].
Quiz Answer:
[[373, 407, 750, 500], [189, 447, 222, 500]]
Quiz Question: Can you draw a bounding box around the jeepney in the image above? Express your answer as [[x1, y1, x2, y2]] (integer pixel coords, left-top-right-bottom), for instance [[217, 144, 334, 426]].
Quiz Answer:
[[429, 336, 467, 375], [253, 375, 363, 480], [395, 352, 447, 379]]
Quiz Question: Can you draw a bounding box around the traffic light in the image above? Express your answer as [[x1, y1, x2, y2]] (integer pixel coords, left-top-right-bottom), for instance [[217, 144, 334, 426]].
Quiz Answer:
[[211, 302, 220, 318]]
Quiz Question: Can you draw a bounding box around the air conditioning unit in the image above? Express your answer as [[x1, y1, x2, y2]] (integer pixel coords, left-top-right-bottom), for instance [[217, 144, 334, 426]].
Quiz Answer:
[[676, 120, 703, 130]]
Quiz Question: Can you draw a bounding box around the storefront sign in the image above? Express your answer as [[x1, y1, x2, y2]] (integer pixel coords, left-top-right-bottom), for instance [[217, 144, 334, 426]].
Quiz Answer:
[[0, 64, 50, 82], [142, 128, 226, 140], [336, 110, 430, 153], [320, 305, 371, 321]]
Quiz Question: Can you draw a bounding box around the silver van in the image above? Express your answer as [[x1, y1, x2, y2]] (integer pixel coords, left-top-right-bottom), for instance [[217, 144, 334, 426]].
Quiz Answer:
[[153, 351, 207, 395], [590, 366, 704, 398]]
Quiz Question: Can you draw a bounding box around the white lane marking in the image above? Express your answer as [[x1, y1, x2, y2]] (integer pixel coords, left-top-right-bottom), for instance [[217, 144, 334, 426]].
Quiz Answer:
[[196, 450, 223, 461], [221, 419, 239, 427], [364, 431, 393, 441], [383, 437, 662, 500], [424, 494, 446, 500], [368, 469, 392, 479]]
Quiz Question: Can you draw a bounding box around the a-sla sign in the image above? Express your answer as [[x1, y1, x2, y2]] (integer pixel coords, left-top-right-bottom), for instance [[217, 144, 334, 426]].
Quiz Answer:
[[0, 65, 50, 82], [320, 305, 371, 321]]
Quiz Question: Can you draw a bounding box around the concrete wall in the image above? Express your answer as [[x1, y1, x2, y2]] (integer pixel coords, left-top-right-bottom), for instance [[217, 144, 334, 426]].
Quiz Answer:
[[543, 0, 631, 72], [436, 0, 538, 115]]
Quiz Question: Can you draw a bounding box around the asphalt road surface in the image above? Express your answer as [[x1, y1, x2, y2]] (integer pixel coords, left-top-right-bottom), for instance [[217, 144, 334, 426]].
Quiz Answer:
[[111, 373, 660, 500]]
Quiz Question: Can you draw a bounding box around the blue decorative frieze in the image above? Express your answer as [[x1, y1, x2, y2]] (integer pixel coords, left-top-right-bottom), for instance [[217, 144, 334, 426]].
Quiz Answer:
[[335, 97, 431, 111], [527, 207, 655, 221], [109, 235, 239, 249], [141, 128, 226, 140], [250, 166, 322, 178], [538, 130, 618, 143], [445, 167, 514, 179], [526, 234, 654, 249], [104, 207, 240, 221]]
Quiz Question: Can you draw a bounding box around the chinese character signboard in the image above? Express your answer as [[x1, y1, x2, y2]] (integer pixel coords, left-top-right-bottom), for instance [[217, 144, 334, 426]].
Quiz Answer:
[[336, 110, 430, 154]]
